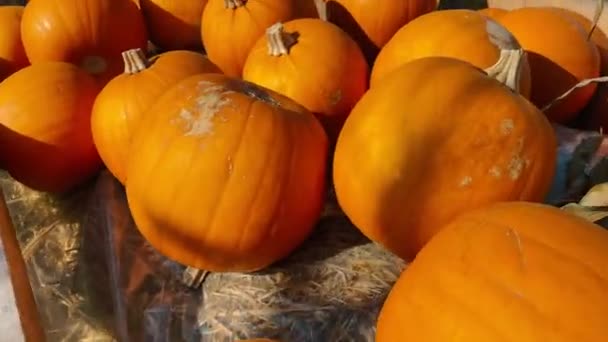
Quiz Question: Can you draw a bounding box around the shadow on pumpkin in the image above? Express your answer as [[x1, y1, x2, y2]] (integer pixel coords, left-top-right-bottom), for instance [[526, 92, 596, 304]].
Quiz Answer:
[[325, 1, 378, 65], [526, 51, 594, 124], [0, 124, 100, 194], [139, 0, 204, 52]]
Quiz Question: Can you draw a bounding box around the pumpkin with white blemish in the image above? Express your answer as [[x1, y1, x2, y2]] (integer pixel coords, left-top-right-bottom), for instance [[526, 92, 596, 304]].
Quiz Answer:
[[333, 56, 557, 261], [376, 201, 608, 342], [91, 48, 221, 185], [370, 9, 532, 99], [242, 18, 368, 142], [125, 73, 328, 272]]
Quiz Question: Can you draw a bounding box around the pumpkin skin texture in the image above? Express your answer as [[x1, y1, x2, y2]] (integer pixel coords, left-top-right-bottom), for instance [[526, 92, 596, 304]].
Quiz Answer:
[[325, 0, 437, 62], [0, 6, 28, 82], [242, 19, 368, 143], [139, 0, 207, 51], [20, 0, 148, 85], [478, 7, 508, 20], [497, 7, 600, 123], [125, 73, 328, 272], [0, 62, 102, 193], [333, 57, 557, 261], [201, 0, 296, 77], [370, 9, 532, 99], [90, 49, 221, 185], [376, 201, 608, 342]]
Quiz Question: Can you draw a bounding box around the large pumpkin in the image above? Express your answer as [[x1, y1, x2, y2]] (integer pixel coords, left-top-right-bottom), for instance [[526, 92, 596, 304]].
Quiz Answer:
[[91, 48, 221, 184], [0, 62, 102, 193], [0, 6, 28, 81], [20, 0, 148, 84], [333, 57, 557, 261], [376, 201, 608, 342], [324, 0, 437, 61], [371, 9, 532, 98], [139, 0, 207, 51], [242, 19, 368, 142], [201, 0, 296, 77], [125, 73, 328, 272], [496, 7, 600, 123]]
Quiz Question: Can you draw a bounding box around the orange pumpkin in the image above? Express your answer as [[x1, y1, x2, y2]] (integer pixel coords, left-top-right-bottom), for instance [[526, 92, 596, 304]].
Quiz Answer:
[[376, 201, 608, 342], [139, 0, 207, 51], [242, 19, 368, 142], [91, 48, 221, 184], [0, 62, 102, 193], [324, 0, 437, 61], [20, 0, 148, 84], [0, 6, 28, 81], [552, 7, 608, 131], [125, 73, 328, 272], [497, 7, 600, 123], [371, 9, 532, 98], [333, 57, 557, 261], [478, 7, 508, 20], [201, 0, 297, 77]]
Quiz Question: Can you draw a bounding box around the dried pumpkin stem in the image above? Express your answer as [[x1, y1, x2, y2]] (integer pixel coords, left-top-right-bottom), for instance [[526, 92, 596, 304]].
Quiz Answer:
[[542, 76, 608, 112], [314, 0, 328, 21], [122, 48, 149, 74], [224, 0, 246, 9], [484, 48, 525, 93], [588, 0, 604, 40], [266, 22, 298, 56]]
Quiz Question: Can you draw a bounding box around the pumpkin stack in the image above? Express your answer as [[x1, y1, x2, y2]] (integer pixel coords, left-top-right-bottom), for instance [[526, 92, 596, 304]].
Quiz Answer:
[[1, 0, 608, 340]]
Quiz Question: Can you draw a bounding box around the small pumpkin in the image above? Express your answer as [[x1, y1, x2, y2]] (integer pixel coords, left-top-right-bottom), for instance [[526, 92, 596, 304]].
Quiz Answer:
[[371, 9, 532, 98], [0, 62, 102, 193], [20, 0, 148, 84], [201, 0, 297, 77], [91, 48, 221, 184], [478, 7, 508, 20], [324, 0, 437, 61], [139, 0, 207, 51], [333, 56, 557, 261], [242, 18, 368, 142], [0, 6, 28, 81], [497, 7, 601, 123], [125, 73, 328, 272], [376, 201, 608, 341]]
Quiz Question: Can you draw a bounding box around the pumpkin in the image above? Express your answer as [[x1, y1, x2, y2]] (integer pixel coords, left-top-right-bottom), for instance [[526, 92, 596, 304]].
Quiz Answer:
[[91, 48, 221, 184], [201, 0, 297, 77], [496, 7, 600, 123], [376, 201, 608, 342], [125, 73, 328, 272], [478, 7, 508, 20], [295, 0, 321, 18], [20, 0, 148, 84], [0, 62, 102, 193], [0, 6, 28, 81], [139, 0, 207, 51], [324, 0, 437, 61], [370, 9, 532, 99], [333, 57, 557, 261], [553, 7, 608, 131], [242, 18, 368, 142]]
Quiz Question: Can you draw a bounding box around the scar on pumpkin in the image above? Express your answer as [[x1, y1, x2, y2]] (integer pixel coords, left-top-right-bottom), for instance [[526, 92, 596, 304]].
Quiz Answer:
[[506, 227, 526, 270]]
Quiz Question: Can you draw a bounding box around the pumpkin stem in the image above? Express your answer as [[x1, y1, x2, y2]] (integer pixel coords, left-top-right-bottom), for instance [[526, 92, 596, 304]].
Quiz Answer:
[[484, 48, 524, 93], [314, 0, 328, 21], [224, 0, 246, 9], [266, 23, 298, 56], [542, 76, 608, 112], [122, 48, 149, 74]]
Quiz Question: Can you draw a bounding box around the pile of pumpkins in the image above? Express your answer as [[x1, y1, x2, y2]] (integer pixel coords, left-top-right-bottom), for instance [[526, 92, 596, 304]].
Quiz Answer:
[[1, 0, 608, 340]]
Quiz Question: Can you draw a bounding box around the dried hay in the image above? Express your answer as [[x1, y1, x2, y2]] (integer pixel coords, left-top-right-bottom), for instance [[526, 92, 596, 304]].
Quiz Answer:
[[197, 191, 406, 342]]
